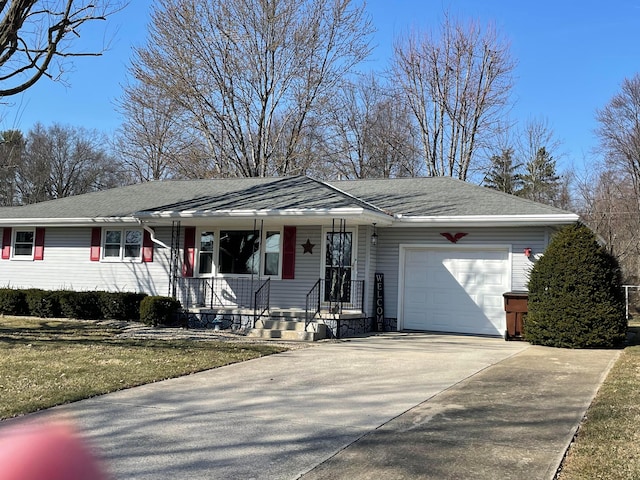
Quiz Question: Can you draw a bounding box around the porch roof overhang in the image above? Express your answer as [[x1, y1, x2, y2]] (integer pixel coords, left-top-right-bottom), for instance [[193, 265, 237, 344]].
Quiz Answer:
[[133, 208, 394, 227], [392, 213, 580, 227], [0, 206, 394, 228]]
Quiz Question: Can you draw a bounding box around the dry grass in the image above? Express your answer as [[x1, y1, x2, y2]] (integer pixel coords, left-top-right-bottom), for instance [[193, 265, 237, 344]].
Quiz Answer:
[[0, 317, 286, 420], [556, 321, 640, 479]]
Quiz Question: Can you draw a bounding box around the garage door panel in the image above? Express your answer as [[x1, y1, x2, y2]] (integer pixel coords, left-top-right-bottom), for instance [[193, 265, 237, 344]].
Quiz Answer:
[[402, 248, 510, 336]]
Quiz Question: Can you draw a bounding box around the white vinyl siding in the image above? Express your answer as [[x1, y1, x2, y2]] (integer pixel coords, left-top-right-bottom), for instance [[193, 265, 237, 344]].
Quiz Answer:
[[0, 223, 559, 319], [1, 227, 171, 294], [268, 225, 322, 309]]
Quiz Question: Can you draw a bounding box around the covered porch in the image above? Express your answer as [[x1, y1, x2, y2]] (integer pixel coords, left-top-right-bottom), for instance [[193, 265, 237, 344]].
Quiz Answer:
[[173, 275, 367, 339]]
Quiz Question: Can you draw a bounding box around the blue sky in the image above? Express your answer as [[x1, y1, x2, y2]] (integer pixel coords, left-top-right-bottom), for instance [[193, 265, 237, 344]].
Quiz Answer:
[[2, 0, 639, 173]]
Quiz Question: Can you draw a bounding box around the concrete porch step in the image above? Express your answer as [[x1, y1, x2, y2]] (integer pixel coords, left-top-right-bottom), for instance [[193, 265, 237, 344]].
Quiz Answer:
[[248, 319, 327, 341]]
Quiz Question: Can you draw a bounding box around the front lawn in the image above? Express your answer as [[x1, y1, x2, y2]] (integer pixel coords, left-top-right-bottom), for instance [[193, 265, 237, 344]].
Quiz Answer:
[[0, 317, 285, 420], [556, 323, 640, 479]]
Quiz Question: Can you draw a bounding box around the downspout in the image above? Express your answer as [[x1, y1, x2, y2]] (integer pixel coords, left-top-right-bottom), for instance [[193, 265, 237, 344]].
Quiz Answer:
[[138, 220, 170, 249]]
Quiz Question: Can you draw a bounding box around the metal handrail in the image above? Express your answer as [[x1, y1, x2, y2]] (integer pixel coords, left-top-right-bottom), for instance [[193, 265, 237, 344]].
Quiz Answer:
[[305, 279, 322, 330], [305, 279, 365, 329], [253, 278, 271, 327], [174, 276, 269, 310]]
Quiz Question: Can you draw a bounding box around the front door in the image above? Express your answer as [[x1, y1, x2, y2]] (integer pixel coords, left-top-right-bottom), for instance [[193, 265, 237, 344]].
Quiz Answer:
[[323, 230, 354, 303]]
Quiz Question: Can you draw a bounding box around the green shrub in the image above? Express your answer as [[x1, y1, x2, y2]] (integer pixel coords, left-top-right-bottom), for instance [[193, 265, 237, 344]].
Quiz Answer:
[[99, 292, 147, 321], [57, 291, 102, 320], [0, 288, 149, 321], [139, 296, 181, 327], [0, 289, 28, 316], [24, 289, 61, 318], [525, 223, 626, 348]]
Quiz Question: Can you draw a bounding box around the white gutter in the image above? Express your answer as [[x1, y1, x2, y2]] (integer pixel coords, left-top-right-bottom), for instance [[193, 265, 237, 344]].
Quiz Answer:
[[0, 217, 140, 227], [134, 207, 365, 218], [0, 212, 576, 228], [134, 208, 394, 225], [393, 213, 580, 227]]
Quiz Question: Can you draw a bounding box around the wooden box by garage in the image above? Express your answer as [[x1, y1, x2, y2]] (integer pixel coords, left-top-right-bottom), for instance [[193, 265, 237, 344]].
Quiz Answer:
[[503, 292, 528, 340]]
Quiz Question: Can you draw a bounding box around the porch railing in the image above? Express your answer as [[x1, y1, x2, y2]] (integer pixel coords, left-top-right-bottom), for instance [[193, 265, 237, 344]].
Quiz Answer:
[[305, 279, 322, 329], [305, 279, 365, 329], [174, 277, 270, 310], [253, 278, 271, 327]]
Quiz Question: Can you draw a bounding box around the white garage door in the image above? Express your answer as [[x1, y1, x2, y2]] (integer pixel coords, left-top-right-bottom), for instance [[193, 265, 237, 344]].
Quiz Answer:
[[401, 247, 510, 336]]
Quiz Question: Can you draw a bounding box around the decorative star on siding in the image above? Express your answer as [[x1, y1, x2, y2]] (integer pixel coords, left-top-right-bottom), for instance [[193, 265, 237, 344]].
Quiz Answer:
[[301, 239, 315, 254]]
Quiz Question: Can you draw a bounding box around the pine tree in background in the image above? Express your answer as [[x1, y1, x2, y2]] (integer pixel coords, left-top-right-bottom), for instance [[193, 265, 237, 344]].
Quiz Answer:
[[518, 147, 561, 205], [525, 223, 626, 348], [483, 148, 522, 194]]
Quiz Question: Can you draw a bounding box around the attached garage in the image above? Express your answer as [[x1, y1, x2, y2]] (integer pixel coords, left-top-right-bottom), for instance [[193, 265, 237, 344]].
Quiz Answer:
[[399, 246, 511, 336]]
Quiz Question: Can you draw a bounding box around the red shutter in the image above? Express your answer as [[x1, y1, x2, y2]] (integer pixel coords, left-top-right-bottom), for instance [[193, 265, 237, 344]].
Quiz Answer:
[[182, 227, 196, 277], [90, 227, 101, 261], [282, 226, 296, 279], [1, 228, 11, 260], [142, 230, 154, 263], [34, 228, 45, 261]]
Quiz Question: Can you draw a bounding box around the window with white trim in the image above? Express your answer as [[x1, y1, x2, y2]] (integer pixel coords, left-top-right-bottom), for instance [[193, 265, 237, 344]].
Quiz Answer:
[[198, 231, 215, 275], [218, 230, 261, 275], [103, 229, 143, 260], [12, 229, 34, 258], [263, 231, 281, 276]]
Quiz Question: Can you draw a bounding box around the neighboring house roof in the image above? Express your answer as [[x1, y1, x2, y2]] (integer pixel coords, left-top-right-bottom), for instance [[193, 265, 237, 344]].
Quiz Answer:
[[0, 175, 579, 227]]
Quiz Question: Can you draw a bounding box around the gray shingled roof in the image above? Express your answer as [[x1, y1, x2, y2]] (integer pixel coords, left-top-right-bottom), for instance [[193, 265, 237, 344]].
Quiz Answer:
[[0, 175, 576, 222], [0, 176, 385, 220], [333, 177, 573, 216]]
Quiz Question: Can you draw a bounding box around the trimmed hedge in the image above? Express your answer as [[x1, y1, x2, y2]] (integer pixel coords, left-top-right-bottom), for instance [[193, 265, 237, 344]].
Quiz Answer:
[[24, 289, 61, 318], [525, 223, 627, 348], [0, 289, 28, 316], [58, 291, 102, 320], [0, 288, 149, 321], [99, 292, 148, 321], [140, 296, 182, 327]]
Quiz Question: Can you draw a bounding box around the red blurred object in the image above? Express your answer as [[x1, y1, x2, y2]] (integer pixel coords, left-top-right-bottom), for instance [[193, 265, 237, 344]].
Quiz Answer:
[[0, 423, 107, 480]]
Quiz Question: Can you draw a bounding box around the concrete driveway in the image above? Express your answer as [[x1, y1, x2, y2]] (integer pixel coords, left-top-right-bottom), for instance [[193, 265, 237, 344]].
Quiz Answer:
[[3, 333, 530, 479]]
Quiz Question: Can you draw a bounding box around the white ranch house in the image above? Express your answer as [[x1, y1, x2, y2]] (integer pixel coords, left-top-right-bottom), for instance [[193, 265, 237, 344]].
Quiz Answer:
[[0, 176, 578, 339]]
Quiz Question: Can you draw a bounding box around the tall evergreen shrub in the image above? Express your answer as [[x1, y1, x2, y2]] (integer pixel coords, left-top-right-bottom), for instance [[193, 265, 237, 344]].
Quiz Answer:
[[525, 223, 626, 348]]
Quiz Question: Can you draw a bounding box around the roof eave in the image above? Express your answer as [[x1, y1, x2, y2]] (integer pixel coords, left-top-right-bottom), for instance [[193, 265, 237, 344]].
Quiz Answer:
[[134, 208, 394, 225], [0, 217, 140, 227], [393, 214, 580, 227]]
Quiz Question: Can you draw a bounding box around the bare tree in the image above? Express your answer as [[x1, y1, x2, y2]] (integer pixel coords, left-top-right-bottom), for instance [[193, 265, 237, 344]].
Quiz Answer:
[[596, 73, 640, 202], [590, 73, 640, 282], [392, 14, 515, 180], [322, 73, 422, 179], [516, 117, 562, 166], [17, 123, 123, 204], [0, 129, 24, 204], [113, 80, 209, 181], [579, 168, 640, 282], [124, 0, 373, 178], [0, 1, 123, 97]]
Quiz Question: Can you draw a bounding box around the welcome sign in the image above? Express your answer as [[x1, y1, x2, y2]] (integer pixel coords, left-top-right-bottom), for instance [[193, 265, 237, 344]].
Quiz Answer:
[[374, 273, 384, 331]]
